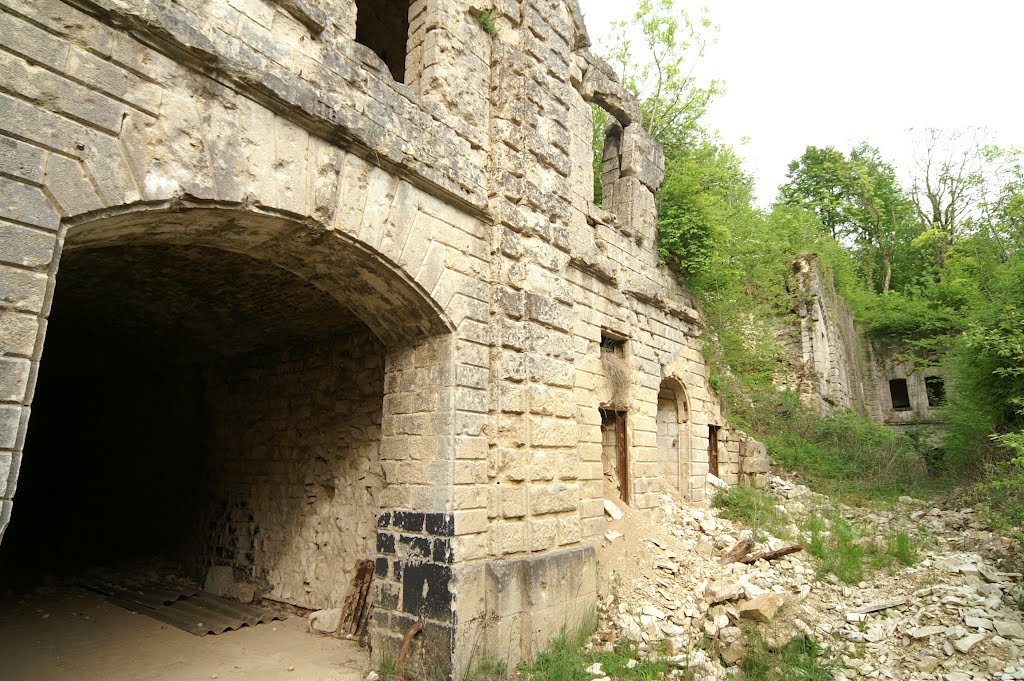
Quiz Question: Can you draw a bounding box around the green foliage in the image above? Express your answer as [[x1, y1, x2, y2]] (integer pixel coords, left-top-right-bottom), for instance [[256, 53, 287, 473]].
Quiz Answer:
[[713, 484, 792, 541], [766, 407, 940, 502], [378, 654, 396, 681], [592, 104, 609, 205], [592, 0, 750, 276], [968, 432, 1024, 542], [804, 515, 865, 584], [656, 140, 755, 274], [602, 0, 719, 146], [510, 625, 668, 681], [886, 531, 920, 566], [476, 10, 496, 34], [464, 659, 508, 681], [803, 514, 920, 584], [778, 145, 854, 239], [778, 144, 921, 292], [733, 632, 834, 681], [590, 640, 670, 681]]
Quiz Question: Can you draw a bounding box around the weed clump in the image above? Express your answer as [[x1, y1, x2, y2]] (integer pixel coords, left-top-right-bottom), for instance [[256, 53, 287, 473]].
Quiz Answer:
[[713, 485, 793, 541], [738, 631, 833, 680], [477, 10, 496, 34], [803, 513, 920, 584]]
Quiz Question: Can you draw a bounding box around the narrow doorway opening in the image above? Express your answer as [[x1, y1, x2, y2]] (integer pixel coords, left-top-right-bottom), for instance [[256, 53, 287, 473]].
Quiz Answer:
[[708, 424, 720, 478], [600, 408, 629, 504]]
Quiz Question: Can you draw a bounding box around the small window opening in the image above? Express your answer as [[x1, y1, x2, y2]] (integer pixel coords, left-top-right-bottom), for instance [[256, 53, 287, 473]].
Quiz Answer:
[[355, 0, 411, 82], [925, 376, 946, 407], [600, 408, 629, 504], [889, 379, 911, 410], [600, 332, 625, 356]]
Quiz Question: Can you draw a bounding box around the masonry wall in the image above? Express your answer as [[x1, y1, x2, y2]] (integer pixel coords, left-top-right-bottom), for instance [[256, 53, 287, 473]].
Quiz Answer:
[[0, 0, 765, 676], [785, 255, 947, 432], [199, 332, 384, 610]]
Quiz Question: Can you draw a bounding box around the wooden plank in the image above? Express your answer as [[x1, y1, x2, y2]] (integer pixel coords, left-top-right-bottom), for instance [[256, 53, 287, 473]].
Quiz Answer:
[[739, 543, 803, 564]]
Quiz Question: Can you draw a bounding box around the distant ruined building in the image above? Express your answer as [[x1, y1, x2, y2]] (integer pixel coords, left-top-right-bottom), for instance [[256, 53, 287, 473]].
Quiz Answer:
[[784, 255, 947, 432], [0, 0, 766, 675]]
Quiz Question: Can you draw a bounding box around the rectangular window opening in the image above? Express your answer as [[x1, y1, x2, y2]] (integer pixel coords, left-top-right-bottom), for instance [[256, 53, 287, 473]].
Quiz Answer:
[[600, 332, 626, 356], [925, 376, 946, 408], [889, 378, 911, 410]]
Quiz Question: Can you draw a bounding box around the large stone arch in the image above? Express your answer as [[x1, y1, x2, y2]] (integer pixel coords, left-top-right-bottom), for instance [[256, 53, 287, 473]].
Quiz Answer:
[[61, 201, 455, 345], [0, 17, 497, 667]]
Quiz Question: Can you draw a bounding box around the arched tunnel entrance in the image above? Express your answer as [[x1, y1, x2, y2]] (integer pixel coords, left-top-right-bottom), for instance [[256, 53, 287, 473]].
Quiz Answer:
[[1, 241, 387, 610], [0, 205, 457, 678]]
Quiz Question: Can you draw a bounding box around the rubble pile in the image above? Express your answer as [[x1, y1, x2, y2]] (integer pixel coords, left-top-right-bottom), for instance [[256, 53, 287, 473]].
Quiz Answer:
[[593, 476, 1024, 680]]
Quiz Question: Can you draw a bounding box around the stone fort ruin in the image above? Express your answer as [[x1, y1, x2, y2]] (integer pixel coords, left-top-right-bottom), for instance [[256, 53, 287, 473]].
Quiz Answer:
[[0, 0, 767, 674]]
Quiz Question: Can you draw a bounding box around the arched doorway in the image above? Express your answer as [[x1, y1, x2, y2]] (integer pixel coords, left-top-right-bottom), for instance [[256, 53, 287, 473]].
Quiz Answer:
[[0, 205, 453, 615], [656, 378, 691, 500]]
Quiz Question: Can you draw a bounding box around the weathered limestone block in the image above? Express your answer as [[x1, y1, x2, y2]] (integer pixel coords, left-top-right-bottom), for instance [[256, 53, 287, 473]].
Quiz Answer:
[[620, 124, 665, 192]]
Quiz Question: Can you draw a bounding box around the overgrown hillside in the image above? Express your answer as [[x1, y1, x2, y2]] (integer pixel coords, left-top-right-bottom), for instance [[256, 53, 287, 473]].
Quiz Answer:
[[597, 1, 1024, 535]]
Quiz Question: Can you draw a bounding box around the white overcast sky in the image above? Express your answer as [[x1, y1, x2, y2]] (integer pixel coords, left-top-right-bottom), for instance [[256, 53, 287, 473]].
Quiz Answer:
[[578, 0, 1024, 206]]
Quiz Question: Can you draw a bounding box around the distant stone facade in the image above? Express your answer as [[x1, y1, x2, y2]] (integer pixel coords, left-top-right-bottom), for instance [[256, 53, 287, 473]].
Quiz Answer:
[[0, 0, 763, 674], [785, 255, 947, 431]]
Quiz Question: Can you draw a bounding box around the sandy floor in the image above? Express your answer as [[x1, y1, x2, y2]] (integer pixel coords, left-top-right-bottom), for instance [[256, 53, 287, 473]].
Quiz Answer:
[[0, 587, 369, 681]]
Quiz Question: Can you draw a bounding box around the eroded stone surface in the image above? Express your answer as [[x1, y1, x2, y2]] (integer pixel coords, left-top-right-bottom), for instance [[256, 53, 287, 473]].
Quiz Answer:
[[0, 1, 766, 677]]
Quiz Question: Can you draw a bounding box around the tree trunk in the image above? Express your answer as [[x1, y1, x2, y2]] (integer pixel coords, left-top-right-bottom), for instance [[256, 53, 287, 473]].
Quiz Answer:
[[882, 251, 892, 292]]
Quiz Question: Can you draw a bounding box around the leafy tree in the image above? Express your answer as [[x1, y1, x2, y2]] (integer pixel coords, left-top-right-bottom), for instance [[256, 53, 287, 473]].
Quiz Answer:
[[778, 144, 920, 292], [602, 0, 719, 148], [978, 145, 1024, 259], [909, 128, 988, 272], [778, 146, 854, 240], [845, 144, 920, 292], [593, 0, 752, 275]]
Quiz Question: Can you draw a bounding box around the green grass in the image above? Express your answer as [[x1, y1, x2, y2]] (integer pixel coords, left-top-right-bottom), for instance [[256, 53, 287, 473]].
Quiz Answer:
[[765, 407, 953, 504], [803, 514, 920, 584], [731, 633, 834, 680], [714, 383, 952, 505], [713, 484, 794, 541], [886, 531, 919, 566], [515, 632, 669, 681]]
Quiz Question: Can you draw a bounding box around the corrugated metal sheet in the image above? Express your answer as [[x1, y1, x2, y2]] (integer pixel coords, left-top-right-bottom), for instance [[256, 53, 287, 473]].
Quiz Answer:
[[84, 579, 287, 636]]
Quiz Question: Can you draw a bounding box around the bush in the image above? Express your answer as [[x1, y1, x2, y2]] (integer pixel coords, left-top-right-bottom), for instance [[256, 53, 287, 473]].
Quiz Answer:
[[969, 432, 1024, 542], [766, 407, 943, 502]]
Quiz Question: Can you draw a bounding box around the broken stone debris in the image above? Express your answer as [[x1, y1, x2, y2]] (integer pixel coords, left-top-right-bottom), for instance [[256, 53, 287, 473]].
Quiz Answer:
[[604, 499, 624, 521], [591, 474, 1024, 680], [308, 608, 342, 634]]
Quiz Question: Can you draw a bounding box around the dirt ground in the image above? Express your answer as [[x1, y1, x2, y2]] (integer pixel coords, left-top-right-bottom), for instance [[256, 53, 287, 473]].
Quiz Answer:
[[0, 587, 370, 681]]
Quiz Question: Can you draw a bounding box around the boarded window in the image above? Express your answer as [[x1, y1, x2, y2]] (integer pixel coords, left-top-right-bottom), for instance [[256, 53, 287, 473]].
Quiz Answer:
[[889, 379, 911, 410], [925, 376, 946, 407], [355, 0, 411, 82]]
